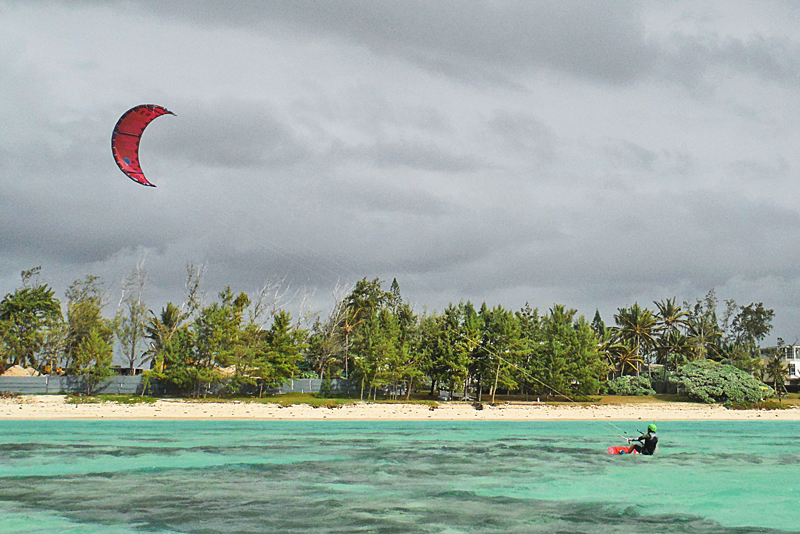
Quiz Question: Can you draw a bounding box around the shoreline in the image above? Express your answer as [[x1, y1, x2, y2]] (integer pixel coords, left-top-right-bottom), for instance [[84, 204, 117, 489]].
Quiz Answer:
[[3, 395, 800, 421]]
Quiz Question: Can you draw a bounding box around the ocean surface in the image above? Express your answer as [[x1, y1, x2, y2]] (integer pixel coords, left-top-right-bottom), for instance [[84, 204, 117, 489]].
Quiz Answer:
[[0, 418, 798, 533]]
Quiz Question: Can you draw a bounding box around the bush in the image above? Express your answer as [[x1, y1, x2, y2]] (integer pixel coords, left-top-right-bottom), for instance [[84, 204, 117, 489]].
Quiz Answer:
[[673, 360, 773, 404], [603, 375, 656, 396], [728, 400, 788, 410], [318, 375, 332, 398]]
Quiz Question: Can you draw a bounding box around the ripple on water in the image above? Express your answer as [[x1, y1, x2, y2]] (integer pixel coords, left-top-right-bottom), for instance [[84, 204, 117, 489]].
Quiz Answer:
[[0, 420, 798, 533]]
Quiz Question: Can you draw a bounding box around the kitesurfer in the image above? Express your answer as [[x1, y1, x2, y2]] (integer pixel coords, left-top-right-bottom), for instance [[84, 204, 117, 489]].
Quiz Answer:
[[627, 424, 658, 455]]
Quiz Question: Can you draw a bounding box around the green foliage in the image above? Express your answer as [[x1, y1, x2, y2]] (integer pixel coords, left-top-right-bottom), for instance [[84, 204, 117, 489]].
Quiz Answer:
[[764, 352, 788, 394], [65, 393, 101, 404], [71, 328, 115, 394], [673, 360, 772, 404], [602, 375, 656, 396], [727, 400, 788, 411], [189, 286, 249, 396], [244, 310, 307, 393], [143, 325, 197, 394], [103, 394, 157, 404], [65, 394, 157, 404], [0, 284, 62, 370], [142, 288, 308, 397], [346, 279, 423, 400], [653, 297, 692, 375], [64, 275, 114, 374], [253, 393, 358, 407], [144, 302, 184, 358], [319, 374, 332, 397], [194, 287, 249, 368], [346, 278, 393, 317], [305, 312, 344, 379], [590, 309, 606, 337], [612, 303, 657, 370], [730, 302, 774, 346], [417, 302, 473, 399], [3, 267, 785, 409], [722, 344, 763, 376], [477, 303, 523, 401], [684, 291, 723, 360], [531, 305, 604, 396], [297, 370, 318, 379], [263, 310, 307, 381], [142, 301, 186, 395]]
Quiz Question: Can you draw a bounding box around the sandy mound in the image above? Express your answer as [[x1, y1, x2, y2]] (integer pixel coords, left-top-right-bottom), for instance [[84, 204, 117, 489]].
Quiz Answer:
[[2, 365, 40, 377]]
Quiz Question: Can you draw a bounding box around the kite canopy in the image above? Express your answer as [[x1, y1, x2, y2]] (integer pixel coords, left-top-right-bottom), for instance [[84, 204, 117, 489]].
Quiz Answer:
[[111, 104, 174, 187]]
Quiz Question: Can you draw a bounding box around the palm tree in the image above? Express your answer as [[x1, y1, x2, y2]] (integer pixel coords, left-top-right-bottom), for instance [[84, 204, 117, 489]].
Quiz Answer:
[[654, 298, 690, 379], [600, 336, 643, 379], [340, 308, 364, 379], [765, 354, 788, 400], [687, 314, 721, 361], [612, 304, 657, 377], [654, 298, 689, 339], [654, 331, 694, 384], [143, 302, 183, 370]]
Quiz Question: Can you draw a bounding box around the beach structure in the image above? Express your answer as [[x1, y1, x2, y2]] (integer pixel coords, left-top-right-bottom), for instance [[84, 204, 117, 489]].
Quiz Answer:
[[760, 345, 800, 389], [0, 374, 357, 396]]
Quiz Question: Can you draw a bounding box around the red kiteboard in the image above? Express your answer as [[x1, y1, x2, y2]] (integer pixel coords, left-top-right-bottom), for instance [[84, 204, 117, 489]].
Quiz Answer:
[[608, 446, 638, 455]]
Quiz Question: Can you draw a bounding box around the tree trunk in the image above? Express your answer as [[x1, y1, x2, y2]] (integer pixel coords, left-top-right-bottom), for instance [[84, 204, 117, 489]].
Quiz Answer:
[[491, 362, 501, 404], [344, 333, 349, 379], [129, 334, 136, 376]]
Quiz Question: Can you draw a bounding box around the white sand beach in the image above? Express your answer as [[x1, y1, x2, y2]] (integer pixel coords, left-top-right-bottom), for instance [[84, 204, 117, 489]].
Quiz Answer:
[[2, 395, 800, 421]]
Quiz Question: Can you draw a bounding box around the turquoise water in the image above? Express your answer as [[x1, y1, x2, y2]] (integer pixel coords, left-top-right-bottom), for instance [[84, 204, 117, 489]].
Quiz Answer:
[[0, 420, 798, 533]]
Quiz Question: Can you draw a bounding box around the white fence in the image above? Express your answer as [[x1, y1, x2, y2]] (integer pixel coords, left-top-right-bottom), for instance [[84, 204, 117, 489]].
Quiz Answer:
[[0, 376, 357, 396], [0, 376, 143, 395], [265, 378, 357, 395]]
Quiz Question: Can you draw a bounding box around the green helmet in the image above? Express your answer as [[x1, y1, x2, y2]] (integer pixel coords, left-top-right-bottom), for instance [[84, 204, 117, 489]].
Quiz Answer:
[[647, 424, 657, 433]]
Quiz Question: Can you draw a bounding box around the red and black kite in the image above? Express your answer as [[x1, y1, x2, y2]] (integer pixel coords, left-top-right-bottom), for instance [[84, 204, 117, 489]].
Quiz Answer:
[[111, 104, 175, 187]]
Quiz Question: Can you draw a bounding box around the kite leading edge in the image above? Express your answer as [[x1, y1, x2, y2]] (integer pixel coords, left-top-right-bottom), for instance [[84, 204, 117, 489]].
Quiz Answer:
[[111, 104, 175, 187]]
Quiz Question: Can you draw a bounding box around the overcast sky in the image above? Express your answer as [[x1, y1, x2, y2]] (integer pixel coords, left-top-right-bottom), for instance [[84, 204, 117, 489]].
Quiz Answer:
[[3, 1, 800, 343]]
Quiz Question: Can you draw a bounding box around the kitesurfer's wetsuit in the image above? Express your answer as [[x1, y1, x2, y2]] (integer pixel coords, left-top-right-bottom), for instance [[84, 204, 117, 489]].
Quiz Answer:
[[629, 431, 658, 455]]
